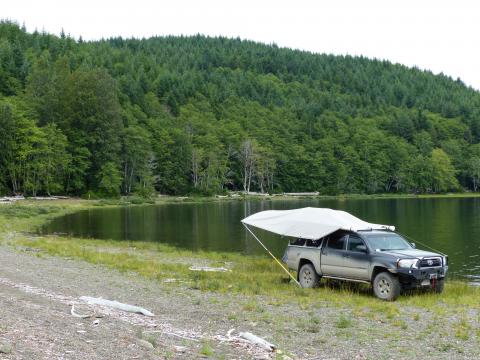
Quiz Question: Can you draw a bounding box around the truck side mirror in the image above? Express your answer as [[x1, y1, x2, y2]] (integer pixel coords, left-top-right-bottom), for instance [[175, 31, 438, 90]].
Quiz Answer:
[[411, 242, 416, 248]]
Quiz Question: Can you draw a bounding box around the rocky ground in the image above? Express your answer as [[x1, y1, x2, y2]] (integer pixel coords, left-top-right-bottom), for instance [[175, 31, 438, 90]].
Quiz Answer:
[[0, 243, 478, 360]]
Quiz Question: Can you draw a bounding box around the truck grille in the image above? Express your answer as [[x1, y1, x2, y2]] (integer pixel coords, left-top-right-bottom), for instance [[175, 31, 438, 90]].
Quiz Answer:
[[419, 257, 442, 267]]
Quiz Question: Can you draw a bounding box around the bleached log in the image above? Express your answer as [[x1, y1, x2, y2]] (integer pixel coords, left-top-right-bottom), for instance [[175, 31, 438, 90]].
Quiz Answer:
[[245, 191, 269, 196], [144, 330, 199, 342], [0, 196, 24, 202], [239, 332, 276, 351], [226, 328, 235, 338], [283, 192, 319, 196], [189, 266, 231, 272], [79, 296, 154, 317]]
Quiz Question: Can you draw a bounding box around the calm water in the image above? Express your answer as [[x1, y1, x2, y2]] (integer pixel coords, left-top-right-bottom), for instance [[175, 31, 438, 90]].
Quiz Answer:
[[42, 198, 480, 283]]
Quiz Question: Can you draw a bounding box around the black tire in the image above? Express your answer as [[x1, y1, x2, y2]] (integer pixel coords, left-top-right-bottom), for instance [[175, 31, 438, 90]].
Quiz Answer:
[[433, 278, 445, 294], [298, 263, 320, 288], [373, 272, 401, 301]]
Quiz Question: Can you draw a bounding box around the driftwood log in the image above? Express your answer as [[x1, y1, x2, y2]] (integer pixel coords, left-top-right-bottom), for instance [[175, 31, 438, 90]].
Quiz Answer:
[[283, 192, 319, 196], [239, 332, 276, 351], [79, 296, 154, 317]]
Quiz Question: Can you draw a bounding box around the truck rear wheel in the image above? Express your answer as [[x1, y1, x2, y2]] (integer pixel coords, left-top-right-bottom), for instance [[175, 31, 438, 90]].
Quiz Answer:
[[298, 263, 320, 288], [373, 272, 400, 301]]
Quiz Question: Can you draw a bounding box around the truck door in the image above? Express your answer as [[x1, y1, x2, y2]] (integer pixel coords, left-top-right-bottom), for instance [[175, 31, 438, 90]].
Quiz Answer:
[[320, 232, 348, 277], [344, 234, 370, 280]]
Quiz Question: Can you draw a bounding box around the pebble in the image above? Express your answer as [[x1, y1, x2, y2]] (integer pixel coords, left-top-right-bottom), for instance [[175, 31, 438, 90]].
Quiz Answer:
[[0, 342, 12, 354]]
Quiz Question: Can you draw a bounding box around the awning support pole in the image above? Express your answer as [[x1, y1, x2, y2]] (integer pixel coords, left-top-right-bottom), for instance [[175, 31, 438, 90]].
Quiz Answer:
[[242, 223, 301, 287]]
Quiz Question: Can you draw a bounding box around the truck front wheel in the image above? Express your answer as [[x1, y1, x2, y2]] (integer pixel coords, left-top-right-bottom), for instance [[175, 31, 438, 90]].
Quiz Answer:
[[373, 272, 400, 301], [433, 279, 445, 294], [298, 263, 320, 288]]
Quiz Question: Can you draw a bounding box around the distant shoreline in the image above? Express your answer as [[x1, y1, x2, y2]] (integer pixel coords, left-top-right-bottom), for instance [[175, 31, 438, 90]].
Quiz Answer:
[[3, 192, 480, 206], [156, 192, 480, 204]]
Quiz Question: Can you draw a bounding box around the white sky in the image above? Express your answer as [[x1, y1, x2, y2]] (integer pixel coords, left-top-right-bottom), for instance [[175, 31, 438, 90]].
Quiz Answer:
[[3, 0, 480, 89]]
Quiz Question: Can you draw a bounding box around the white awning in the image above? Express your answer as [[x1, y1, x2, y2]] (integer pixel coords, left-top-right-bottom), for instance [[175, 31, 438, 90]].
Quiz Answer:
[[241, 207, 395, 240]]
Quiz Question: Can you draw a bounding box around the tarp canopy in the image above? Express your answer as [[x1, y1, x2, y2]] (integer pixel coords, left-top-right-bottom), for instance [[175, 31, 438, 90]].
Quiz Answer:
[[241, 207, 395, 240]]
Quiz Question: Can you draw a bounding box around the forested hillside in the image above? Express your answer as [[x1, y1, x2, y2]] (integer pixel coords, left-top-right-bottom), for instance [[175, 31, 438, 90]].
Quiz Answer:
[[1, 20, 480, 196]]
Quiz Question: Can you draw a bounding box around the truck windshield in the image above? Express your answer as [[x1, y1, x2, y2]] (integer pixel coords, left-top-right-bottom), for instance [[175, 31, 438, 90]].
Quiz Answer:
[[363, 233, 412, 251]]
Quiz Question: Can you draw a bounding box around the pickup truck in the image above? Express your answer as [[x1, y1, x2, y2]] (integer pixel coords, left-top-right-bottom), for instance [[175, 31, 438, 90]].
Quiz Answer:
[[282, 229, 448, 300]]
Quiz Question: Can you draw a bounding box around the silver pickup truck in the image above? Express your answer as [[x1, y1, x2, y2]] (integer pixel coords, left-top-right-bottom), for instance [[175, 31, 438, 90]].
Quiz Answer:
[[282, 229, 448, 300]]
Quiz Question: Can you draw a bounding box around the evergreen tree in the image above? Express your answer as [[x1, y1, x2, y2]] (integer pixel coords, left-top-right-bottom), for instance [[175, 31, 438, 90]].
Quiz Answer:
[[1, 20, 480, 196]]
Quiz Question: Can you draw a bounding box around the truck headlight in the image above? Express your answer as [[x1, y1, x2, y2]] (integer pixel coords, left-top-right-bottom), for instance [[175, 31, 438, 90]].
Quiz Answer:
[[397, 259, 419, 269]]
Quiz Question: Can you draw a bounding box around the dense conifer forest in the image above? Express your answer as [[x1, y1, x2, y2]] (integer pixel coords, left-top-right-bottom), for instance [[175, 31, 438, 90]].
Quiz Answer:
[[1, 20, 480, 196]]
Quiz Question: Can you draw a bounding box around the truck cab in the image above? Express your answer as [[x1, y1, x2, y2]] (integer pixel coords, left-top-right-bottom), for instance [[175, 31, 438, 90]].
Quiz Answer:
[[282, 229, 448, 300]]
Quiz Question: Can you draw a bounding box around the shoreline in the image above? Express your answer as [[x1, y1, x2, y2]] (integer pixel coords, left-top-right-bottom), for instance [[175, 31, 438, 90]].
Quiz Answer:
[[2, 190, 480, 205], [166, 192, 480, 202]]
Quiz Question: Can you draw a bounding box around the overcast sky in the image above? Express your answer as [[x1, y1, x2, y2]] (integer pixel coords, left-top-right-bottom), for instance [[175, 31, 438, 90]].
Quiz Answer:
[[4, 0, 480, 89]]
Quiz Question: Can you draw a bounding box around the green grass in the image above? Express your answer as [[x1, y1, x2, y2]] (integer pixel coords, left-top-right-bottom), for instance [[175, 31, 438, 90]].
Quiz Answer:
[[335, 314, 353, 328], [199, 343, 214, 357], [11, 233, 480, 311], [435, 343, 454, 352], [454, 317, 472, 341], [242, 300, 264, 313], [9, 235, 474, 313], [295, 317, 320, 333], [392, 319, 408, 329], [0, 204, 62, 218]]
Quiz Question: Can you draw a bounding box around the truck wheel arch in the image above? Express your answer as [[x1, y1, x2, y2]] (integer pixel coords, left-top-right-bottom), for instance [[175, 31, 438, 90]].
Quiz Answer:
[[298, 259, 319, 279], [371, 266, 392, 283]]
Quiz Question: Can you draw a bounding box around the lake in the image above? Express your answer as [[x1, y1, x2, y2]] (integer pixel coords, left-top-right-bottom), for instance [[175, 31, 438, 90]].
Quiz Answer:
[[41, 197, 480, 283]]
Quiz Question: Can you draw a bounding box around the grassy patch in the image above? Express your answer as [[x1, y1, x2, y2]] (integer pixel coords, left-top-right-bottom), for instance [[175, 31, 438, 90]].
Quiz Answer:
[[435, 343, 454, 352], [139, 332, 157, 348], [296, 317, 321, 333], [454, 317, 472, 341], [242, 300, 264, 313], [0, 204, 62, 218], [335, 315, 353, 329], [392, 319, 408, 329], [199, 343, 214, 357], [10, 232, 480, 309]]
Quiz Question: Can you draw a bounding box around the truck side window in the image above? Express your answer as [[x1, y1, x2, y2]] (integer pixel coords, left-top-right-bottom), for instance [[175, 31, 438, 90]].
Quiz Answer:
[[291, 238, 306, 246], [306, 239, 321, 247], [347, 235, 366, 252], [327, 234, 346, 250]]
